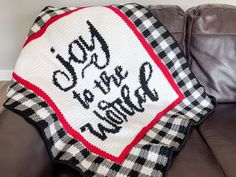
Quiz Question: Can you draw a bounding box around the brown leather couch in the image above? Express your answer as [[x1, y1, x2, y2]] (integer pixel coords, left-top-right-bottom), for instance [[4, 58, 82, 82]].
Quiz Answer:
[[0, 4, 235, 177]]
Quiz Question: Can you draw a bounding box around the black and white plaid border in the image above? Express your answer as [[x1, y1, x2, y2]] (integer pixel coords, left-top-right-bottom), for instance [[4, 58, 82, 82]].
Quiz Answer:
[[28, 6, 76, 37], [4, 4, 215, 177]]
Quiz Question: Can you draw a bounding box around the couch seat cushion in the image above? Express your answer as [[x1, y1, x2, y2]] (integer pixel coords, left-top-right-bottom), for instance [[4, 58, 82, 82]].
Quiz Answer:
[[166, 128, 224, 177], [199, 104, 236, 177]]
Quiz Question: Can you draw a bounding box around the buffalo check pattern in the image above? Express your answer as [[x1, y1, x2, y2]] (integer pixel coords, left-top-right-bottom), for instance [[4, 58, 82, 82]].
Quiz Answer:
[[28, 6, 76, 37], [4, 3, 215, 177]]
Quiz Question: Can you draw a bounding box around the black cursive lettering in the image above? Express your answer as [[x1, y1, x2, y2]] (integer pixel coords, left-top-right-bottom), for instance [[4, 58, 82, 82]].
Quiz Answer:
[[81, 62, 159, 140]]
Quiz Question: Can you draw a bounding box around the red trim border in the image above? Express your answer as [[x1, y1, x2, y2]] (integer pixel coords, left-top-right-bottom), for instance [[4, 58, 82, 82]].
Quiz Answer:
[[17, 6, 185, 164]]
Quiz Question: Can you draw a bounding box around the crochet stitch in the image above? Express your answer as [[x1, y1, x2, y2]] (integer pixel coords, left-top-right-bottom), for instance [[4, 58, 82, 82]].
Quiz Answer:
[[4, 3, 215, 177]]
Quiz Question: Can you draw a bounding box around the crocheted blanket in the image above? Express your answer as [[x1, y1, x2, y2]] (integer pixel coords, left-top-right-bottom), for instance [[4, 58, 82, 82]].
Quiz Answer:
[[4, 3, 215, 177]]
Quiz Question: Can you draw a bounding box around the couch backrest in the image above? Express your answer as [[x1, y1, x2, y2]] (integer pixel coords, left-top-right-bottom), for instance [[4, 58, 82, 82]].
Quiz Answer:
[[187, 4, 236, 103], [148, 5, 187, 55]]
